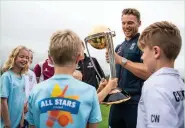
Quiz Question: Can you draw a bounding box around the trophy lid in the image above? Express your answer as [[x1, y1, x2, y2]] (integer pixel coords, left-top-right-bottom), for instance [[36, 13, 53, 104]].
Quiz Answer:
[[86, 25, 111, 49], [88, 25, 110, 36]]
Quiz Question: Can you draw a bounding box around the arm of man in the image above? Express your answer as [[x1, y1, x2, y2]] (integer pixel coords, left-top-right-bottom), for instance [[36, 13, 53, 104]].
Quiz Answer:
[[1, 98, 11, 127], [143, 86, 178, 128], [33, 64, 41, 83], [115, 52, 151, 80], [87, 88, 102, 128]]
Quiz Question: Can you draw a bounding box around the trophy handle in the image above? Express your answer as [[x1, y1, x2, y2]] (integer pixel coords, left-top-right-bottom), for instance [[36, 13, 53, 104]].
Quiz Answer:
[[85, 41, 105, 82], [84, 27, 131, 104], [84, 31, 116, 81], [106, 33, 116, 78]]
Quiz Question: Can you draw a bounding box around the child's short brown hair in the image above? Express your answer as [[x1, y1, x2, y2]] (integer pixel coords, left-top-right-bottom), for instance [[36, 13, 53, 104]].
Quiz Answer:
[[49, 30, 83, 66], [138, 21, 182, 60]]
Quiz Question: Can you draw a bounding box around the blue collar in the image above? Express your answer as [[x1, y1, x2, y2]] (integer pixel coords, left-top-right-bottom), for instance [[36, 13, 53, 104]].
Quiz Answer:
[[125, 33, 140, 42], [51, 74, 74, 79]]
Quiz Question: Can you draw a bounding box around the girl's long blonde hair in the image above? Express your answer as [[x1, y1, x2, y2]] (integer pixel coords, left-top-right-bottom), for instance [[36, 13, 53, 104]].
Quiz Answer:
[[2, 45, 29, 74]]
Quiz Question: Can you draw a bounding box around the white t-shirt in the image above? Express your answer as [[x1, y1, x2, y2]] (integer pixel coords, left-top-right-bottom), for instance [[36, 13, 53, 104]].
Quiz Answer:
[[24, 69, 37, 119], [137, 67, 184, 128], [25, 69, 37, 101]]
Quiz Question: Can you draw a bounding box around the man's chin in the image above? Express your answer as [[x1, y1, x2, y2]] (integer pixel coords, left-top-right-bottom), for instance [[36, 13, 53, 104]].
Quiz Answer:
[[125, 36, 132, 40], [124, 33, 132, 38]]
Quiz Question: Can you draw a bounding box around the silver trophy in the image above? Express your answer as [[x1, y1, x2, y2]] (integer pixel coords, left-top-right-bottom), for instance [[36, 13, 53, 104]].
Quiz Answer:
[[84, 25, 131, 105]]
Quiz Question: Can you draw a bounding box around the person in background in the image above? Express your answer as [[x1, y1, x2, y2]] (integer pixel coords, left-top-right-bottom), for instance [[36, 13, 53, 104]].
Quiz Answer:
[[1, 45, 29, 128], [33, 51, 54, 83], [23, 49, 37, 128], [74, 42, 119, 103], [77, 53, 105, 90], [25, 49, 37, 94]]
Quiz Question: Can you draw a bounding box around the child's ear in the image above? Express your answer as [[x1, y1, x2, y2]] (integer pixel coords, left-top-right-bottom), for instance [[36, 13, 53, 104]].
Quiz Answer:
[[78, 53, 84, 61], [153, 46, 160, 59], [75, 54, 84, 64]]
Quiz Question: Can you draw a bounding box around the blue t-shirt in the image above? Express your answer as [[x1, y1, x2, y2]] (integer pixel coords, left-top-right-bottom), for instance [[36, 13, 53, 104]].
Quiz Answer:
[[26, 74, 102, 128], [0, 70, 25, 128]]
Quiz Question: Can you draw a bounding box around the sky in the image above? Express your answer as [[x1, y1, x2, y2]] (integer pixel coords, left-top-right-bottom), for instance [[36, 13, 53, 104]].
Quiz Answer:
[[0, 1, 184, 77]]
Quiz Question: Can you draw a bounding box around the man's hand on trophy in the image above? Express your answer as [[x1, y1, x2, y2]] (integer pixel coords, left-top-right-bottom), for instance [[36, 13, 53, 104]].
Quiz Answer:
[[105, 51, 122, 65]]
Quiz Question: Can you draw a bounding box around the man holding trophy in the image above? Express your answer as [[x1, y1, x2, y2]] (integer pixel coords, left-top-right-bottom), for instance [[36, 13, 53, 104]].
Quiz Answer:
[[106, 8, 151, 128], [84, 8, 151, 128]]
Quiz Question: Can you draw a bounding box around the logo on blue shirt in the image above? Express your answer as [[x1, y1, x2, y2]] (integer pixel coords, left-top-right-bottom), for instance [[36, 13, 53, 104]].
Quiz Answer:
[[38, 97, 80, 114]]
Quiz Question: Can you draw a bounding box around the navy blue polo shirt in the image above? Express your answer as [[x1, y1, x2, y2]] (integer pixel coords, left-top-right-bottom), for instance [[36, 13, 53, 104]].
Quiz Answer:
[[115, 33, 144, 103]]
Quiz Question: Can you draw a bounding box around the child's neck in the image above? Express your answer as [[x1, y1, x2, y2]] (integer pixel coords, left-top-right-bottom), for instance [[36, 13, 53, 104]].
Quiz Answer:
[[11, 66, 22, 75], [155, 60, 174, 72], [54, 65, 75, 75]]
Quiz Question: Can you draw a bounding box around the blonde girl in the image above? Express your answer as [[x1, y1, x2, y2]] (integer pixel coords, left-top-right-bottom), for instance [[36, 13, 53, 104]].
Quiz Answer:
[[1, 45, 29, 128]]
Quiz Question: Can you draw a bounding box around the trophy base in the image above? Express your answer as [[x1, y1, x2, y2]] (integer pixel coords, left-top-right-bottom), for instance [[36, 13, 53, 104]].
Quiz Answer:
[[101, 90, 131, 105]]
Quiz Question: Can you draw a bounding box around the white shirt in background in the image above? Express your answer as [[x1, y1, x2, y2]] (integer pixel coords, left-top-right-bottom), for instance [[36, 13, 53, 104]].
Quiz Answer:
[[25, 69, 37, 101]]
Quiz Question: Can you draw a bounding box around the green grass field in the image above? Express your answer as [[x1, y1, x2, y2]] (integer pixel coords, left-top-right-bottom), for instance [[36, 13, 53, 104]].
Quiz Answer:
[[98, 105, 110, 128]]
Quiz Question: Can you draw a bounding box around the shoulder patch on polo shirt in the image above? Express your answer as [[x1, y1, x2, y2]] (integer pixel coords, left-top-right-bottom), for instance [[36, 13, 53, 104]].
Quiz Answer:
[[130, 42, 136, 50]]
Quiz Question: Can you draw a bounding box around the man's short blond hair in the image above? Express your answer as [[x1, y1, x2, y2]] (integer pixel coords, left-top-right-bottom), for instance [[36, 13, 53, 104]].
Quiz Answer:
[[138, 21, 182, 60], [49, 30, 83, 66], [122, 8, 140, 21]]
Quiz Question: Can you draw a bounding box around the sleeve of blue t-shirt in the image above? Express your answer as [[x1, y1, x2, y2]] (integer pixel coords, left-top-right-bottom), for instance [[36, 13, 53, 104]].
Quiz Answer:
[[0, 73, 11, 98], [26, 92, 35, 125], [143, 85, 177, 128], [88, 88, 102, 123]]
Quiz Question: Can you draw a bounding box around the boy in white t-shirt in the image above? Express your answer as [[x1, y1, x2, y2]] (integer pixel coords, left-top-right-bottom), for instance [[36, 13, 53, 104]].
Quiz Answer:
[[137, 21, 184, 128], [23, 49, 37, 127], [25, 49, 37, 98]]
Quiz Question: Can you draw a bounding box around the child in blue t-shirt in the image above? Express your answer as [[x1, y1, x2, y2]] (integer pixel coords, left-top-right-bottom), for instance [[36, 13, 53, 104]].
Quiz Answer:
[[1, 45, 30, 128], [27, 30, 104, 128]]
